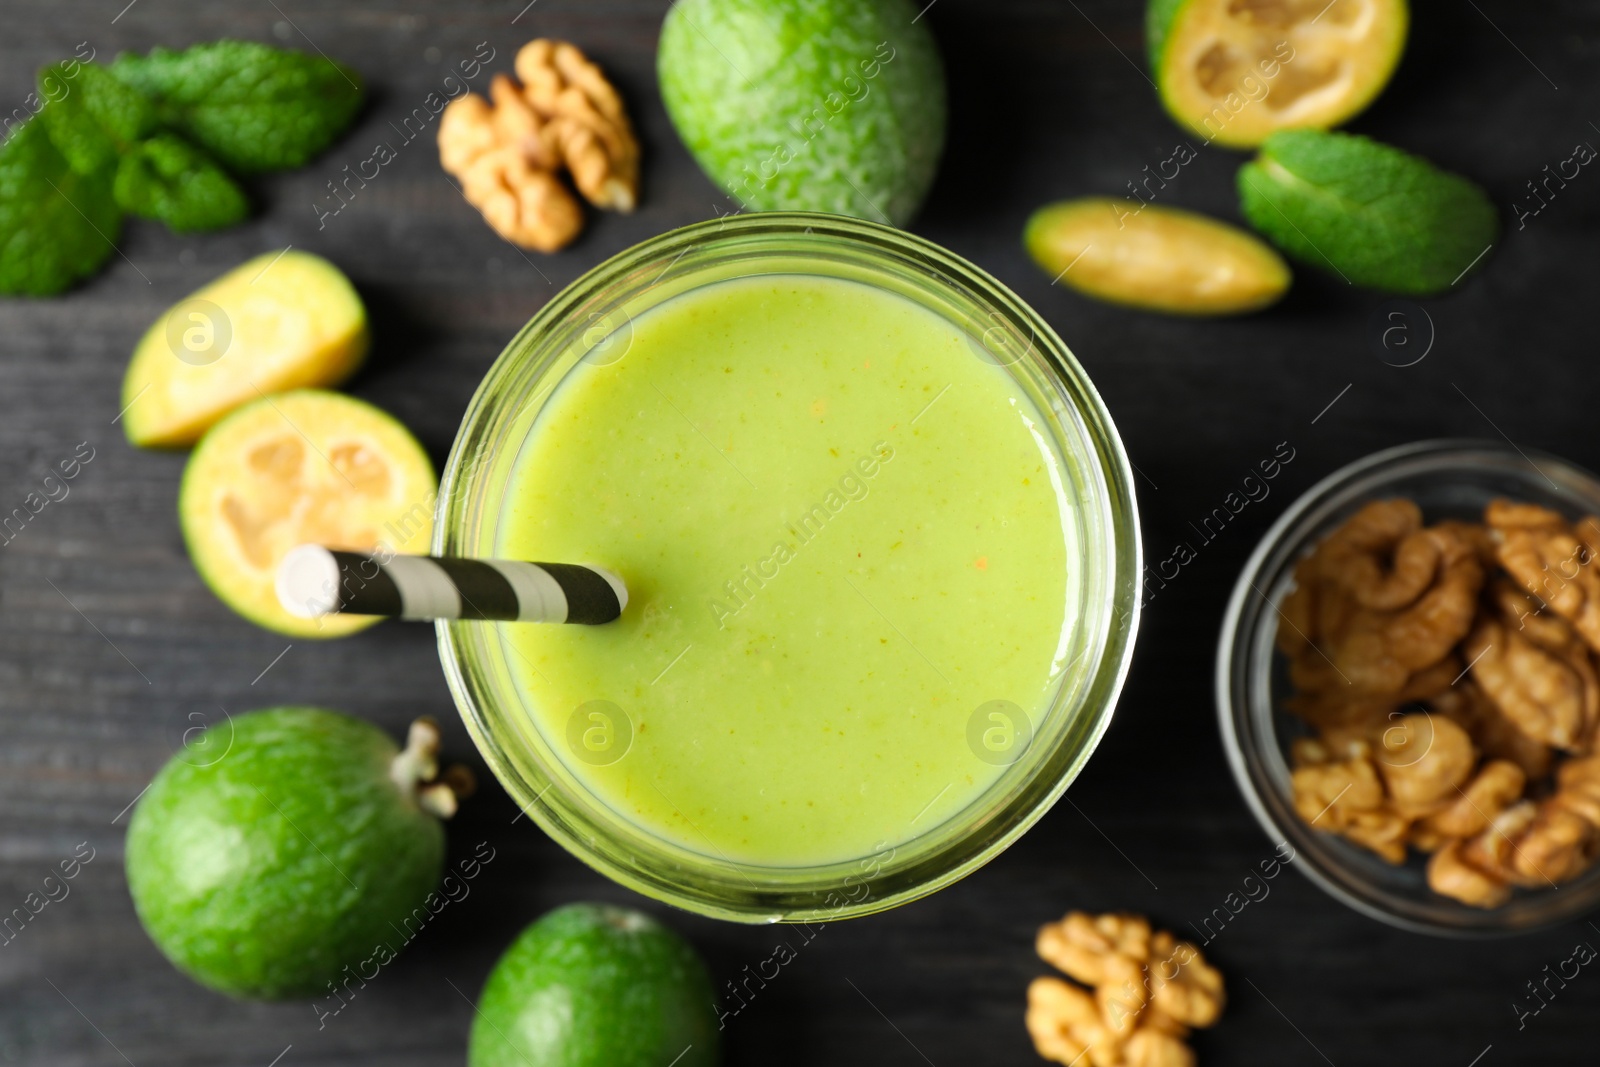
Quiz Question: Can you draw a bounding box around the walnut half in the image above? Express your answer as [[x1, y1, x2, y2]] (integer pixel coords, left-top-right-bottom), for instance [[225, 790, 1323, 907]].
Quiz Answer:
[[438, 39, 640, 251], [517, 39, 640, 212], [1028, 911, 1222, 1067]]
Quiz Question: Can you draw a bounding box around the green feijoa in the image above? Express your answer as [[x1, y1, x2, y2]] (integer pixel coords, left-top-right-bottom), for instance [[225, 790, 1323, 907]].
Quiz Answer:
[[126, 708, 467, 999], [658, 0, 946, 227], [1238, 129, 1498, 295], [469, 903, 721, 1067]]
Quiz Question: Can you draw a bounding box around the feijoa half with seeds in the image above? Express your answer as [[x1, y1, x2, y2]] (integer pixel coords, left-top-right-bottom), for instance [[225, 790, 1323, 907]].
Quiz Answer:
[[179, 389, 436, 639], [1148, 0, 1408, 148]]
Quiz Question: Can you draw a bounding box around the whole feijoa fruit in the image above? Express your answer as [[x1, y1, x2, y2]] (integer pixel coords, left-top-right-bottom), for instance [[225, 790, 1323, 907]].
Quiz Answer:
[[658, 0, 946, 227], [469, 903, 721, 1067], [126, 707, 470, 999]]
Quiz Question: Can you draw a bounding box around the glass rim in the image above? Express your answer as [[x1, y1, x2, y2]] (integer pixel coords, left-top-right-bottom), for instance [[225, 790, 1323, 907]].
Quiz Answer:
[[434, 212, 1143, 922], [1215, 437, 1600, 937]]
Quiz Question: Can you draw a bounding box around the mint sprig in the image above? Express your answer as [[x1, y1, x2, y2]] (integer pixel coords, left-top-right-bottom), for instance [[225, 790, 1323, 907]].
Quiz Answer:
[[37, 62, 159, 176], [115, 134, 249, 234], [1, 39, 364, 297], [0, 120, 121, 296], [111, 41, 364, 175]]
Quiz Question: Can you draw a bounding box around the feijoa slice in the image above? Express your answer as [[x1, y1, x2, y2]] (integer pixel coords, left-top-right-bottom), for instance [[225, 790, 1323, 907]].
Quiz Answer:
[[126, 708, 465, 1000], [179, 389, 435, 638], [469, 903, 721, 1067], [1026, 197, 1290, 315], [122, 250, 368, 448], [1148, 0, 1408, 148], [1238, 129, 1498, 294]]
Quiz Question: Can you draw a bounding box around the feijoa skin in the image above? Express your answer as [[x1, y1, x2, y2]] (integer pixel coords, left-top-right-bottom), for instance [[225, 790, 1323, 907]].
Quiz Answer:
[[1238, 129, 1498, 294], [469, 903, 721, 1067], [658, 0, 946, 227], [126, 708, 447, 1000]]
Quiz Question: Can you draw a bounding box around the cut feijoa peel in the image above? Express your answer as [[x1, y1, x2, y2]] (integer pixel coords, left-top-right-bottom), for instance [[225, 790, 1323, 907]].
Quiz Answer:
[[1148, 0, 1408, 148], [122, 250, 368, 448], [469, 903, 721, 1067], [1237, 129, 1497, 294], [126, 708, 462, 1000], [658, 0, 946, 227], [179, 389, 435, 638], [1026, 197, 1290, 315]]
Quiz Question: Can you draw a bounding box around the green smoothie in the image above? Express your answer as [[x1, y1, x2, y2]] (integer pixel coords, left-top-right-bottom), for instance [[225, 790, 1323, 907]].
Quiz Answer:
[[496, 274, 1079, 867]]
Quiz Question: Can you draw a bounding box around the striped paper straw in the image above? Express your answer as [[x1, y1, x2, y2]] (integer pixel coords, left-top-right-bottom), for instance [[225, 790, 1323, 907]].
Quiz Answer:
[[276, 545, 628, 624]]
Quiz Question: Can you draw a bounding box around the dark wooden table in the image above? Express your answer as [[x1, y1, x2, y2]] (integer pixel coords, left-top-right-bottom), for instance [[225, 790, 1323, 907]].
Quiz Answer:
[[3, 0, 1597, 1063]]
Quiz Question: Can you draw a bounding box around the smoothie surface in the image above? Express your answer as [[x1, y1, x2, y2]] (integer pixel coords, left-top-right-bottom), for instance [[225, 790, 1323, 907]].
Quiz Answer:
[[496, 273, 1080, 866]]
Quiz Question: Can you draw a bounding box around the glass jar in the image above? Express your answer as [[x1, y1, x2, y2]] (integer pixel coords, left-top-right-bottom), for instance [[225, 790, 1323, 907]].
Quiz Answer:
[[1217, 439, 1600, 935], [435, 213, 1141, 922]]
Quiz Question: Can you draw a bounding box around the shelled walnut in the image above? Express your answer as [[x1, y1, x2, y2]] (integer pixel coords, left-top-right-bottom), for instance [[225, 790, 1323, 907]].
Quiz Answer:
[[1277, 498, 1600, 909], [1488, 502, 1600, 652], [1027, 911, 1223, 1067], [1465, 619, 1598, 752], [438, 39, 639, 252], [1418, 759, 1525, 841], [516, 39, 640, 211]]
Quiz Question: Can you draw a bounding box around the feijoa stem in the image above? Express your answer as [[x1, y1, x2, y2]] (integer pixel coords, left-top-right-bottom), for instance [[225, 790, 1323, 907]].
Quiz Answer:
[[391, 716, 477, 819]]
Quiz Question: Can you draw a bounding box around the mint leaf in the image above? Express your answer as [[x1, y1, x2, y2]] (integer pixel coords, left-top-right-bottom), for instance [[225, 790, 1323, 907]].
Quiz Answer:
[[1237, 130, 1498, 295], [110, 40, 363, 174], [115, 133, 249, 233], [38, 61, 159, 176], [0, 119, 121, 296]]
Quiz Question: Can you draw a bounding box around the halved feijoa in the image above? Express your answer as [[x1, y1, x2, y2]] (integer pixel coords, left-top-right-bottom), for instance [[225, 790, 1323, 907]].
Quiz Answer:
[[179, 389, 435, 638], [1148, 0, 1408, 148], [1238, 129, 1498, 294], [122, 250, 368, 448], [1025, 197, 1290, 315]]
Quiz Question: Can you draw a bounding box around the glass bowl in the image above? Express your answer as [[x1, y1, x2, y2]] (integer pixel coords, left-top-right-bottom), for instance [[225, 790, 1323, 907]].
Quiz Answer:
[[1217, 438, 1600, 936], [435, 213, 1142, 923]]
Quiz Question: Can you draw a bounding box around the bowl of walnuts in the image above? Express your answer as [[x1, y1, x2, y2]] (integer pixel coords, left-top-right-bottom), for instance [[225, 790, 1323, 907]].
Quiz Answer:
[[1218, 439, 1600, 935]]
